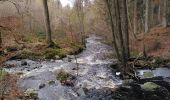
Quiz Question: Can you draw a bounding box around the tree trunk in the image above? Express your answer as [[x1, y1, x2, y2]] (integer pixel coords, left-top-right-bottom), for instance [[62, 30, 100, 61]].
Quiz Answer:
[[122, 0, 130, 60], [163, 0, 168, 27], [0, 32, 2, 48], [134, 0, 137, 35], [158, 4, 161, 23], [105, 0, 121, 61], [145, 0, 149, 33], [114, 0, 126, 65], [43, 0, 53, 46]]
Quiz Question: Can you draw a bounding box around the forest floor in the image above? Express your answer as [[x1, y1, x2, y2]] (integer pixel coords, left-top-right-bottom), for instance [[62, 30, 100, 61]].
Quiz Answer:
[[132, 26, 170, 59], [0, 38, 85, 66]]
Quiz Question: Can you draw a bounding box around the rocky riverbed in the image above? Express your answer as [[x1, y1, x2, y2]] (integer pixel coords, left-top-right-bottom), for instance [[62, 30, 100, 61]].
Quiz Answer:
[[3, 35, 170, 100], [4, 35, 121, 100]]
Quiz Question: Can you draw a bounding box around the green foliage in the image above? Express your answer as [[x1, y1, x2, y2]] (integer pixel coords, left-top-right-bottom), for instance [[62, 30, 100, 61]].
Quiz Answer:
[[0, 69, 8, 81], [56, 70, 71, 82], [18, 50, 43, 60], [70, 43, 85, 54], [44, 48, 66, 59]]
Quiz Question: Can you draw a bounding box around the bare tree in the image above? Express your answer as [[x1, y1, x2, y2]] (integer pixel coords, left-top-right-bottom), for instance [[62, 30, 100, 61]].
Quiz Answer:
[[162, 0, 168, 27], [104, 0, 130, 67], [75, 0, 85, 46], [43, 0, 53, 46], [145, 0, 149, 33], [0, 31, 2, 48], [122, 0, 130, 60], [134, 0, 137, 35]]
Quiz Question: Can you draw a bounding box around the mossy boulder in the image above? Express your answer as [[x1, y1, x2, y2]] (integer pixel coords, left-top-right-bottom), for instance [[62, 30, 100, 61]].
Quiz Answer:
[[141, 82, 161, 91], [44, 49, 66, 59]]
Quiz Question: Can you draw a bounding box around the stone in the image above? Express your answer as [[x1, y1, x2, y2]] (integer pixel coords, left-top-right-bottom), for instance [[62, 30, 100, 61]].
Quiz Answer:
[[39, 83, 45, 89], [21, 60, 27, 66], [48, 80, 55, 85], [141, 82, 161, 91], [77, 88, 87, 96], [55, 55, 60, 59], [122, 79, 134, 85]]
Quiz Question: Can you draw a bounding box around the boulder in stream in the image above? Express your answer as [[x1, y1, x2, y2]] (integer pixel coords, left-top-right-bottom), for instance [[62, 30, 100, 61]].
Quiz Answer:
[[141, 82, 161, 91], [21, 60, 28, 66]]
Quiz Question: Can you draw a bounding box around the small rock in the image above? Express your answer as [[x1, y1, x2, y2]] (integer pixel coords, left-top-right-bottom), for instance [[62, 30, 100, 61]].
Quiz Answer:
[[39, 83, 45, 89], [122, 79, 134, 85], [77, 88, 87, 96], [141, 82, 161, 91], [21, 60, 27, 66], [48, 80, 55, 85], [62, 80, 74, 87], [55, 55, 60, 59]]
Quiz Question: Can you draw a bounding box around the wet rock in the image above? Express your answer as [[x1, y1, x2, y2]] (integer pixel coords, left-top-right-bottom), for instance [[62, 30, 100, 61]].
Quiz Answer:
[[21, 60, 27, 66], [48, 80, 55, 85], [55, 55, 60, 60], [122, 79, 134, 85], [77, 87, 87, 96], [62, 80, 74, 87], [110, 63, 118, 69], [39, 83, 46, 89], [141, 82, 161, 91], [67, 55, 74, 62]]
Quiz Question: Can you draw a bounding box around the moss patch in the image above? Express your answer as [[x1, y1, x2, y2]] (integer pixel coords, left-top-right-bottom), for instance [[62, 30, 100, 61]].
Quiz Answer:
[[44, 48, 66, 59], [0, 69, 8, 81], [141, 82, 161, 91], [56, 69, 72, 82]]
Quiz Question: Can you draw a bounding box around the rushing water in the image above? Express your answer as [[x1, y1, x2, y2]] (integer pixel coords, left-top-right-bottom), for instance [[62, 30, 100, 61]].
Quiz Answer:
[[4, 35, 122, 100]]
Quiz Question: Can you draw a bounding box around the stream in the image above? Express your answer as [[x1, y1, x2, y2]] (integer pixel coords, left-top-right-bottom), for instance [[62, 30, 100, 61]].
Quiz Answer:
[[4, 35, 170, 100], [4, 35, 122, 100]]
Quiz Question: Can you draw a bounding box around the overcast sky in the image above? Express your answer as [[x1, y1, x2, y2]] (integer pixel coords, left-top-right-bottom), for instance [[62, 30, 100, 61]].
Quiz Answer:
[[60, 0, 74, 7]]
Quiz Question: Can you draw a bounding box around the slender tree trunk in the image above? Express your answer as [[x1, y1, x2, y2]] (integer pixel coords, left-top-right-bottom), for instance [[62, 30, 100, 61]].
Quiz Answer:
[[0, 32, 2, 48], [134, 0, 137, 35], [114, 0, 126, 65], [163, 0, 168, 27], [105, 0, 121, 61], [145, 0, 149, 33], [122, 0, 130, 60], [151, 0, 154, 27], [158, 4, 161, 23], [43, 0, 53, 46]]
